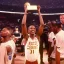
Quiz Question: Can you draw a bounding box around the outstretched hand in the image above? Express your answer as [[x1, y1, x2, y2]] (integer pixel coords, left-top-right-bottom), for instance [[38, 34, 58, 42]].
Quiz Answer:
[[37, 5, 41, 13]]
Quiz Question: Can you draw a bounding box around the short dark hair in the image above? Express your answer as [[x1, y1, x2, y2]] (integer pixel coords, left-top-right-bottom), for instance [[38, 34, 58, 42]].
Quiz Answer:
[[51, 20, 61, 28]]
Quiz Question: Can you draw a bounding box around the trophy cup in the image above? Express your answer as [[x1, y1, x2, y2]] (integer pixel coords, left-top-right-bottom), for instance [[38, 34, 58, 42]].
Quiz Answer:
[[24, 2, 37, 14]]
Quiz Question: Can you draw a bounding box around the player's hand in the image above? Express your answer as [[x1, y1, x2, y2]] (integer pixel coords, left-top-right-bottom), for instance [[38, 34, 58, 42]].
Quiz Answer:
[[24, 5, 27, 13], [37, 5, 41, 13]]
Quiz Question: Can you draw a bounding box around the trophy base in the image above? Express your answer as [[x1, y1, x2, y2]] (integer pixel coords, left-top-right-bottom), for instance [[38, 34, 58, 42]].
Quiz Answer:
[[27, 5, 37, 10], [27, 10, 37, 14]]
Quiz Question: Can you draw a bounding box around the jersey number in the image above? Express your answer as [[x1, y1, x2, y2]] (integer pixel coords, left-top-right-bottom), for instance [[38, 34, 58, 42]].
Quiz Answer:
[[30, 50, 34, 54]]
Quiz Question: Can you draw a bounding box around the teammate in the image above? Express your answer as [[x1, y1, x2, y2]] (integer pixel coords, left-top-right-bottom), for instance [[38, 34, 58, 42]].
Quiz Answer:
[[1, 27, 16, 64], [51, 21, 64, 64]]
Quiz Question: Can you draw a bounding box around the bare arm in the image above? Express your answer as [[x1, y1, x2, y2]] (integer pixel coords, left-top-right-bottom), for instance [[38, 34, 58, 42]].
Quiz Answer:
[[48, 42, 53, 58], [56, 36, 60, 64], [37, 6, 44, 36], [56, 47, 60, 64], [21, 5, 28, 39]]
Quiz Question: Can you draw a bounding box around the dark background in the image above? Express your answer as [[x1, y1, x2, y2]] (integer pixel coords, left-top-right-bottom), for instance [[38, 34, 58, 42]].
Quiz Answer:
[[0, 0, 64, 13], [0, 0, 62, 30]]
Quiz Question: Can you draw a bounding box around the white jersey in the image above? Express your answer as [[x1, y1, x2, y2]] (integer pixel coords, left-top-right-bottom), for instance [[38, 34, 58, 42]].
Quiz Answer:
[[56, 30, 64, 58], [0, 45, 8, 64], [1, 40, 16, 64], [25, 37, 39, 61], [48, 32, 55, 47], [48, 32, 56, 58]]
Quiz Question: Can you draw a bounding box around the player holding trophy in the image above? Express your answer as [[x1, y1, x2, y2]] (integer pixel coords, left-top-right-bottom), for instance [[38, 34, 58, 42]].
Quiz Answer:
[[21, 3, 44, 64]]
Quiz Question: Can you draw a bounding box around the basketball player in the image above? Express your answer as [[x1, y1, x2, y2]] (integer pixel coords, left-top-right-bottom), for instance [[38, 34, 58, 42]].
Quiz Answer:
[[21, 5, 44, 64]]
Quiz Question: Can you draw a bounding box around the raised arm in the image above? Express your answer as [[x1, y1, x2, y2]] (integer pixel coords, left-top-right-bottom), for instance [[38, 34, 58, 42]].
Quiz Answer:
[[21, 5, 28, 38], [37, 6, 44, 36]]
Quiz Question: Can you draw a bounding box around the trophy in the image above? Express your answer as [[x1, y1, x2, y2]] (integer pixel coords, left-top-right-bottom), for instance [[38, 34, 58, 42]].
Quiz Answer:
[[24, 2, 37, 10], [27, 5, 37, 10]]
